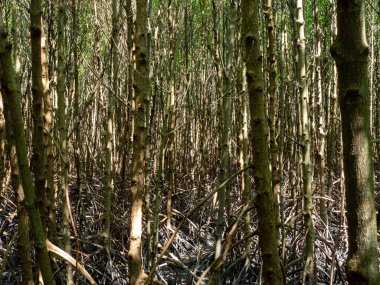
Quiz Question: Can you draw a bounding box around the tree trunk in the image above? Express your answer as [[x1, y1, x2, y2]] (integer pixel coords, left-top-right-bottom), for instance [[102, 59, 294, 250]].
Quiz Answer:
[[72, 0, 83, 209], [166, 0, 176, 231], [57, 0, 73, 283], [241, 0, 283, 284], [331, 0, 380, 283], [128, 0, 149, 283], [30, 0, 48, 234], [313, 0, 327, 227], [265, 0, 280, 239], [294, 0, 315, 282], [0, 21, 55, 285], [2, 53, 35, 285], [211, 2, 228, 283], [103, 0, 120, 255]]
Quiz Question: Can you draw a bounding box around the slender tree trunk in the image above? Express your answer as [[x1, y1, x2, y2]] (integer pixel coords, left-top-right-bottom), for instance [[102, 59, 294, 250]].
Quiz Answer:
[[294, 0, 315, 282], [128, 0, 149, 283], [331, 0, 380, 283], [211, 1, 233, 283], [212, 2, 228, 283], [57, 0, 73, 283], [326, 0, 338, 216], [103, 0, 120, 255], [151, 11, 164, 267], [236, 2, 252, 266], [238, 64, 251, 264], [166, 0, 176, 230], [265, 0, 280, 239], [241, 0, 283, 284], [313, 0, 327, 227], [144, 0, 153, 270], [72, 0, 83, 208], [30, 0, 48, 234], [7, 5, 35, 284], [120, 0, 134, 194], [278, 1, 287, 260], [222, 0, 235, 223], [0, 21, 55, 285], [43, 13, 55, 246], [2, 61, 35, 285]]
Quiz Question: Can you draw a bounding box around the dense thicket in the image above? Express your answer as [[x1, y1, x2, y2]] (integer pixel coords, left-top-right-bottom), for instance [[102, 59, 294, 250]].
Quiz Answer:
[[0, 0, 380, 284]]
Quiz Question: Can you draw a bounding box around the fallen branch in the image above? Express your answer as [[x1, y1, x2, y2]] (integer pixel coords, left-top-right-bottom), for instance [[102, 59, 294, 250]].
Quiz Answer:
[[46, 239, 96, 285]]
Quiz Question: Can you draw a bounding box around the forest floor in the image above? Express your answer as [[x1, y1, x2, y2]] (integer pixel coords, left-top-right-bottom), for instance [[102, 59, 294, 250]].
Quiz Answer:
[[1, 168, 379, 284]]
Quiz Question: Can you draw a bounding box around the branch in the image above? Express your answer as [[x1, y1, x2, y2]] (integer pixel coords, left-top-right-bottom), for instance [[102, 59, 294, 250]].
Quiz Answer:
[[46, 240, 96, 285]]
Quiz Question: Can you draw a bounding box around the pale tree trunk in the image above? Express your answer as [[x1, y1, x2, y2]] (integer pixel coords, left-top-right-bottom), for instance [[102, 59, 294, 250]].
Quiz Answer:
[[236, 2, 251, 265], [128, 0, 149, 283], [43, 14, 55, 246], [103, 0, 120, 255], [294, 0, 315, 282], [313, 0, 327, 227], [166, 0, 176, 230], [0, 20, 55, 285], [57, 0, 73, 283], [241, 0, 283, 284], [331, 0, 380, 283], [238, 64, 251, 264], [326, 0, 338, 220]]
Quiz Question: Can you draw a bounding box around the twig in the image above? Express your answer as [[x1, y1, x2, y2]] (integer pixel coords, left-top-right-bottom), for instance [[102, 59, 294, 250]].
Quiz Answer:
[[163, 253, 199, 279]]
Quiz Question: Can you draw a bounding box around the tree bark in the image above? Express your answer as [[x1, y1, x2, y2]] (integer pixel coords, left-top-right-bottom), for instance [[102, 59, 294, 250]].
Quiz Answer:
[[212, 0, 226, 278], [0, 21, 55, 285], [166, 0, 176, 231], [103, 0, 120, 255], [241, 0, 283, 284], [265, 0, 280, 239], [57, 0, 73, 283], [30, 0, 48, 233], [128, 0, 149, 283], [294, 0, 315, 282], [331, 0, 380, 283]]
